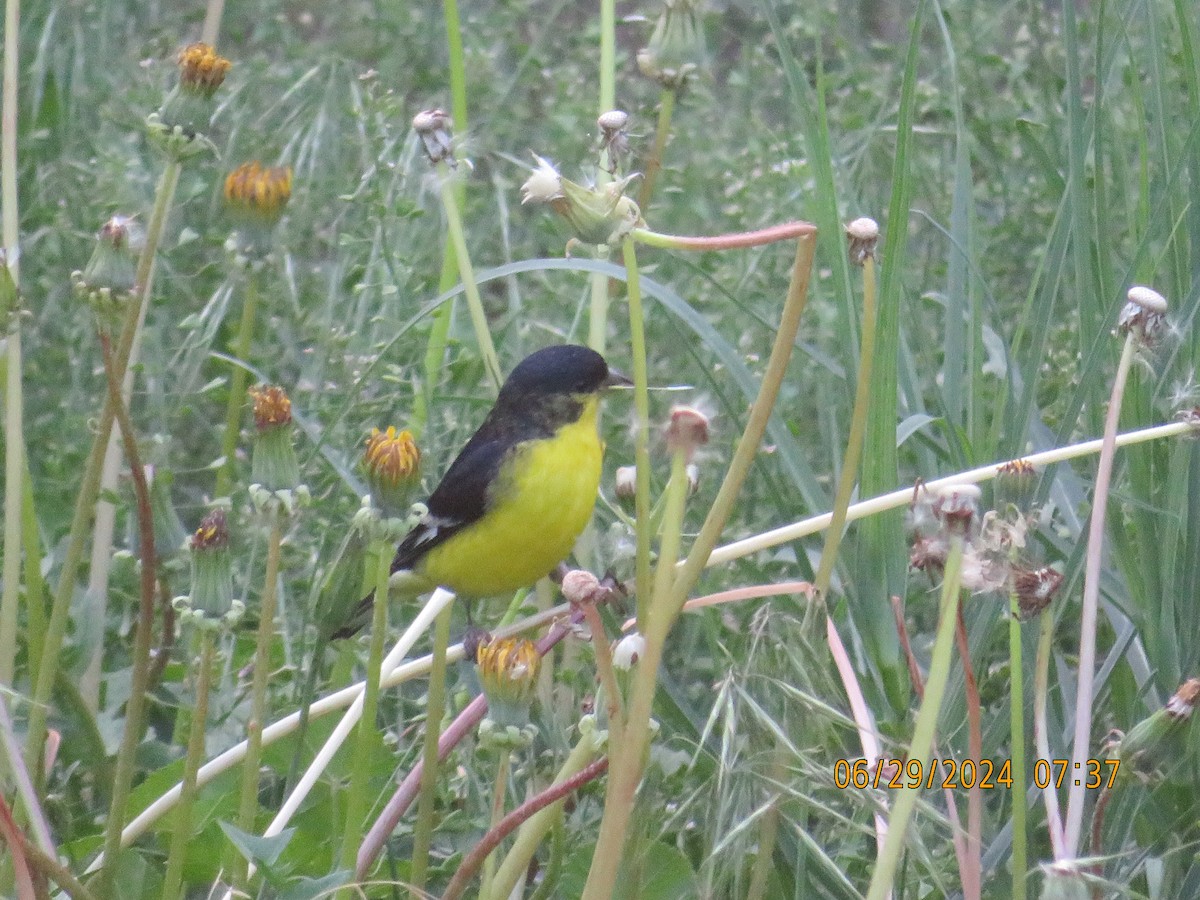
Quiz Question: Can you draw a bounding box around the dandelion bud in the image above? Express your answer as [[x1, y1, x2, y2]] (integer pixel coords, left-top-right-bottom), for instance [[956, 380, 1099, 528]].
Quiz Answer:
[[184, 509, 236, 625], [845, 217, 880, 266], [412, 108, 455, 166], [665, 405, 710, 461], [637, 0, 706, 89], [476, 636, 541, 727], [615, 465, 637, 503], [612, 632, 646, 671], [521, 155, 643, 248], [249, 385, 301, 492], [1118, 285, 1168, 347], [72, 216, 141, 320], [362, 426, 420, 518], [561, 569, 608, 607], [1117, 677, 1200, 776], [128, 466, 189, 564], [155, 43, 232, 144], [995, 458, 1037, 512], [224, 162, 292, 258]]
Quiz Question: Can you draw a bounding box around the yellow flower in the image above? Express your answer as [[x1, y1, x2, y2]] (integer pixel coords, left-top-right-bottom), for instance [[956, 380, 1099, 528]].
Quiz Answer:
[[363, 426, 420, 517], [224, 162, 293, 223], [477, 637, 541, 726], [177, 43, 232, 98]]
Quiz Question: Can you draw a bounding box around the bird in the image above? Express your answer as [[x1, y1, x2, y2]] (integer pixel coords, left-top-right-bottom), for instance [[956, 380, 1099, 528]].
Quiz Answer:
[[330, 343, 628, 638]]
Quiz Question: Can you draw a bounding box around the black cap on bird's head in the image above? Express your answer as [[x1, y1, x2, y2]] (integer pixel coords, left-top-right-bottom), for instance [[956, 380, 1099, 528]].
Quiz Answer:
[[499, 344, 629, 401]]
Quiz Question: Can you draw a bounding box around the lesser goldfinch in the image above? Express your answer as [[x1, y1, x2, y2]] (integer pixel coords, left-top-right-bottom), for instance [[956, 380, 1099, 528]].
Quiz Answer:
[[332, 344, 626, 637]]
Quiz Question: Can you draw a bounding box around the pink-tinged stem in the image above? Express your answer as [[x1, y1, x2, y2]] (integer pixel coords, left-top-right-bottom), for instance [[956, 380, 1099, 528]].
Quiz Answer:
[[632, 221, 816, 251], [355, 613, 580, 880]]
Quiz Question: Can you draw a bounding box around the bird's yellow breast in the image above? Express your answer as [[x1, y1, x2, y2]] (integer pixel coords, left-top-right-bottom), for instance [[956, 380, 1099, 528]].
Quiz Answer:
[[417, 397, 603, 598]]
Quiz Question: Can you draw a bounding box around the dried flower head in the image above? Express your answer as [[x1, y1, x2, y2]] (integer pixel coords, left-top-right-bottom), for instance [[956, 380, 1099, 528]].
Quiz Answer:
[[665, 405, 710, 461], [177, 43, 232, 97], [597, 109, 631, 174], [413, 108, 455, 166], [250, 385, 293, 430], [1167, 678, 1200, 721], [929, 483, 982, 536], [362, 426, 420, 516], [477, 636, 541, 726], [1011, 565, 1063, 619], [521, 154, 643, 248], [561, 569, 608, 607], [845, 217, 880, 266], [1118, 285, 1169, 347]]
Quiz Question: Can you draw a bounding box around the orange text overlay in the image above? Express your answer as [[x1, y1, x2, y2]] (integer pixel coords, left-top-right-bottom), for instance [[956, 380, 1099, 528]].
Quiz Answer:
[[833, 757, 1121, 791]]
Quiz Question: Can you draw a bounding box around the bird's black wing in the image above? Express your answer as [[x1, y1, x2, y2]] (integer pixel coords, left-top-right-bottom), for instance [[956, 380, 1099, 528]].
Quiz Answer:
[[390, 432, 510, 573]]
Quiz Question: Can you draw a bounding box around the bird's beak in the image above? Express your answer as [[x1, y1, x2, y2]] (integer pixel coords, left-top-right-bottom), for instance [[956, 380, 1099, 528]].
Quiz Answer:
[[604, 367, 634, 389]]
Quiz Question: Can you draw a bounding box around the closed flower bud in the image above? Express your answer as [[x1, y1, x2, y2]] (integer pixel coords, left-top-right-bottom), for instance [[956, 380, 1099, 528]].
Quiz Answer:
[[128, 465, 189, 564], [183, 509, 237, 625], [362, 426, 420, 518], [521, 155, 643, 248], [665, 405, 710, 461], [1117, 677, 1200, 777], [995, 458, 1037, 512], [476, 636, 541, 727], [1118, 285, 1168, 347], [72, 216, 141, 321], [249, 385, 301, 492], [615, 465, 637, 501], [612, 633, 646, 671], [412, 108, 455, 166], [845, 217, 879, 266], [561, 569, 607, 607], [637, 0, 706, 89]]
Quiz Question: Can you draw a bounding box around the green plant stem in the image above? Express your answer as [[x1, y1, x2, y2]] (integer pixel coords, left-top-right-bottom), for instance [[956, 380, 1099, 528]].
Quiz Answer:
[[648, 448, 689, 634], [579, 601, 623, 737], [478, 751, 511, 898], [0, 0, 22, 693], [337, 540, 390, 892], [812, 255, 877, 599], [582, 234, 815, 900], [745, 742, 788, 900], [621, 237, 653, 629], [408, 600, 454, 896], [1033, 604, 1064, 858], [16, 830, 98, 900], [865, 535, 965, 900], [233, 507, 284, 886], [215, 273, 260, 499], [161, 630, 216, 900], [1008, 590, 1028, 900], [631, 221, 816, 251], [1063, 332, 1136, 857], [95, 332, 159, 899], [438, 162, 502, 389], [26, 158, 182, 773], [954, 607, 982, 900], [636, 88, 675, 213], [587, 245, 611, 354], [484, 735, 603, 900]]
